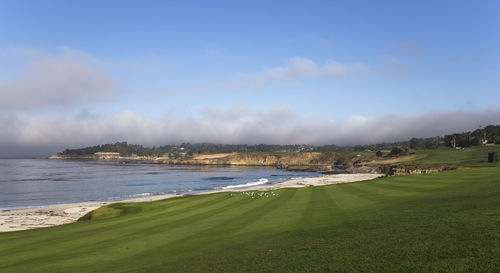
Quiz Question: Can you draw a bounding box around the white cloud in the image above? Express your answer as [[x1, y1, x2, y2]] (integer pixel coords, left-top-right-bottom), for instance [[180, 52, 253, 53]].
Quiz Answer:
[[230, 57, 357, 88], [0, 47, 116, 109], [1, 105, 499, 157]]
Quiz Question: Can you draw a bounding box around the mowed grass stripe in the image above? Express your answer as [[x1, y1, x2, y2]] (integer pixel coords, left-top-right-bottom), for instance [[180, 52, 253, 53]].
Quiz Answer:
[[331, 182, 380, 208], [0, 193, 247, 268], [234, 189, 304, 234], [298, 186, 339, 228], [0, 193, 226, 250], [356, 179, 432, 199], [90, 190, 301, 272], [0, 193, 224, 252], [0, 194, 253, 272], [366, 177, 443, 194], [339, 181, 407, 203], [48, 191, 295, 272], [321, 182, 375, 210], [372, 168, 500, 195], [178, 189, 301, 241], [138, 188, 312, 273]]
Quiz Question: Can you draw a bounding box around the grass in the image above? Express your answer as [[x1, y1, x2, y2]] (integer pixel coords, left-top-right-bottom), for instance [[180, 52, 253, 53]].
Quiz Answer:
[[1, 167, 499, 272], [363, 145, 500, 169], [413, 145, 500, 168], [341, 150, 378, 157]]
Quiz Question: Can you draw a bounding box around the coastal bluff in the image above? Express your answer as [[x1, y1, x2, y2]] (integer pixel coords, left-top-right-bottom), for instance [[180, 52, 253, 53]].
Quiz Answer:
[[49, 151, 448, 176]]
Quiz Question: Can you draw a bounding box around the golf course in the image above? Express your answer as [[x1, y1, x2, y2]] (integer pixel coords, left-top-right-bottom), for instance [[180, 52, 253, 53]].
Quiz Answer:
[[1, 148, 499, 272], [2, 1, 499, 271]]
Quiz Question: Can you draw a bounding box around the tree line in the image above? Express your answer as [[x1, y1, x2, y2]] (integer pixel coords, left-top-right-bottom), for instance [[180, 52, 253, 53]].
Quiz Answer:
[[59, 143, 316, 157], [443, 125, 500, 148]]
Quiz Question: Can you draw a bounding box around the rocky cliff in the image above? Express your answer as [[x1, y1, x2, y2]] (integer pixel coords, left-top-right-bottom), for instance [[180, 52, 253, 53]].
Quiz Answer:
[[156, 152, 371, 173]]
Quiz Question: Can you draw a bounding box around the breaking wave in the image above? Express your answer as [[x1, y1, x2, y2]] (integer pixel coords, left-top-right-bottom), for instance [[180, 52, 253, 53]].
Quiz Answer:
[[221, 178, 269, 189]]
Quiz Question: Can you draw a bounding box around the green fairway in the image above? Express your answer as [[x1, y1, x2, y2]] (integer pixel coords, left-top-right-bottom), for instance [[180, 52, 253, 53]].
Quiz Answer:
[[1, 168, 499, 272]]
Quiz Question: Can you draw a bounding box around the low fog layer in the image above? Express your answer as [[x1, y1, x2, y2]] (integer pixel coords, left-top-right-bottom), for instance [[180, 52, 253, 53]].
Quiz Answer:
[[1, 106, 499, 157]]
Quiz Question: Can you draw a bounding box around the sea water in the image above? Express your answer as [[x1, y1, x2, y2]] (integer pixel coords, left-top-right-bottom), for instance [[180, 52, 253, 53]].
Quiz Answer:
[[0, 159, 317, 210]]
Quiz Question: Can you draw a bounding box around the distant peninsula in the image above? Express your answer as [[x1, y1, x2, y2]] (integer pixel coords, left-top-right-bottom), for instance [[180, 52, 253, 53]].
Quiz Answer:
[[50, 125, 500, 176]]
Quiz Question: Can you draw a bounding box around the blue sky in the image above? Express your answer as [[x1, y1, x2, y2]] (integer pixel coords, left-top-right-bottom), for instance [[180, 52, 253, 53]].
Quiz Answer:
[[0, 0, 499, 156]]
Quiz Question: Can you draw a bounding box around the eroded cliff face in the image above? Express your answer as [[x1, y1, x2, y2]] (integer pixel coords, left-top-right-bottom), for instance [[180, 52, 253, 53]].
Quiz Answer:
[[157, 152, 360, 173], [159, 152, 322, 165]]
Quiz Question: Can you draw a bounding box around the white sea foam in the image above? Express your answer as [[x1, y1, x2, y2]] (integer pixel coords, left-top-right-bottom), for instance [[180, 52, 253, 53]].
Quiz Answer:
[[222, 178, 269, 189], [130, 192, 153, 197]]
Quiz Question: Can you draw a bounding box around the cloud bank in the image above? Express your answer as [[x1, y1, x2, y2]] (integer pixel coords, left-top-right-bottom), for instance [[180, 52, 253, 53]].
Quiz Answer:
[[1, 105, 499, 157], [0, 47, 116, 109]]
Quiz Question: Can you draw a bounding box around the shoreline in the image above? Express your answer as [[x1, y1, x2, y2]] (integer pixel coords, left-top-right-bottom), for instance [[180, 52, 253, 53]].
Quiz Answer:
[[0, 173, 382, 232]]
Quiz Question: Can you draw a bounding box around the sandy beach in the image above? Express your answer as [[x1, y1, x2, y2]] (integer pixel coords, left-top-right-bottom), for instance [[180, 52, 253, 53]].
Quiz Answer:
[[0, 173, 382, 232]]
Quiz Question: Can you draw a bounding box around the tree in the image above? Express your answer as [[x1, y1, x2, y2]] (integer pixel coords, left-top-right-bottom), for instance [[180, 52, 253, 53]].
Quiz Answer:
[[389, 147, 404, 156], [409, 138, 424, 149], [353, 145, 364, 151], [424, 138, 440, 149]]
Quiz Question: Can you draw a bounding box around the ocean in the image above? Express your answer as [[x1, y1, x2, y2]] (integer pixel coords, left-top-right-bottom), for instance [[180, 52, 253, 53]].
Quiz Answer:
[[0, 159, 318, 210]]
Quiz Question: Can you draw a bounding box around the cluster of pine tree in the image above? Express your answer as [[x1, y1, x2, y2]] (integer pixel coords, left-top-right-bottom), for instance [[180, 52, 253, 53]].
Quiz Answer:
[[444, 125, 500, 148]]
